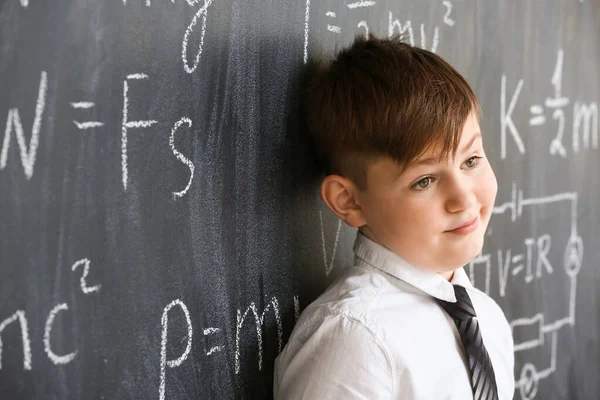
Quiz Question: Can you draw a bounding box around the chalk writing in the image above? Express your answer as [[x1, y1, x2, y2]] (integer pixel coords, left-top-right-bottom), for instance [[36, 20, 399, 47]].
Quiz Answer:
[[159, 299, 193, 400], [235, 297, 282, 374], [203, 327, 224, 356], [0, 310, 31, 370], [503, 49, 598, 159], [501, 75, 526, 159], [303, 0, 311, 64], [155, 294, 297, 396], [442, 1, 455, 27], [182, 0, 214, 74], [169, 117, 195, 198], [0, 258, 100, 370], [0, 71, 47, 179], [473, 183, 584, 399], [43, 303, 77, 365], [71, 258, 101, 294], [121, 73, 158, 190], [71, 101, 104, 130]]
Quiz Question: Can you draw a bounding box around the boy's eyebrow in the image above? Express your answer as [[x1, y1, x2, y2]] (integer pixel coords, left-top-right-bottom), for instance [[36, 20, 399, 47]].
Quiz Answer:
[[413, 132, 482, 166], [459, 131, 482, 154]]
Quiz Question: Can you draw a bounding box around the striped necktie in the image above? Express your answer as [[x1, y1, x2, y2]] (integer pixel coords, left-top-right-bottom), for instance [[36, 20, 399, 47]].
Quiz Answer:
[[435, 284, 499, 400]]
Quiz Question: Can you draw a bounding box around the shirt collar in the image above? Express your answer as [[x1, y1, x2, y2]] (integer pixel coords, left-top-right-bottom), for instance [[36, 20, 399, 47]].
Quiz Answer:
[[352, 231, 473, 302]]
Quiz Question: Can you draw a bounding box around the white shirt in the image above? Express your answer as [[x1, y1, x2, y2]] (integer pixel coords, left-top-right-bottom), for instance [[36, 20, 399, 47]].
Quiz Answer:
[[274, 231, 515, 399]]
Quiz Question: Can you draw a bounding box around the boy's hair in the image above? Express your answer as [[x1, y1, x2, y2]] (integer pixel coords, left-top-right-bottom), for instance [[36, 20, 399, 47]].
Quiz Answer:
[[305, 33, 481, 191]]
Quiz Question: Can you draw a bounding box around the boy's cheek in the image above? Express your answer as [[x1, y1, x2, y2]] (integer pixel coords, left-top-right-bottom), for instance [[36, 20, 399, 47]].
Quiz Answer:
[[481, 162, 498, 206]]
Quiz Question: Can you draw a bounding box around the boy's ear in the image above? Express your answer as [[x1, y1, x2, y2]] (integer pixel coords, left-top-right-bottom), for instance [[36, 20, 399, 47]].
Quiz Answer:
[[319, 175, 367, 228]]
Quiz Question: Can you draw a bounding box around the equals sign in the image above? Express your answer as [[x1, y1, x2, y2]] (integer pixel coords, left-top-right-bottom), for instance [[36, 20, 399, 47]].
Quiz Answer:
[[326, 11, 341, 33], [511, 254, 524, 275], [71, 102, 104, 129], [529, 104, 545, 126]]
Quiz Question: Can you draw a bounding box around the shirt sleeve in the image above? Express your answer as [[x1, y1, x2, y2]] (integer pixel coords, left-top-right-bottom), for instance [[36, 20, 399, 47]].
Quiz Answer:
[[274, 312, 394, 400]]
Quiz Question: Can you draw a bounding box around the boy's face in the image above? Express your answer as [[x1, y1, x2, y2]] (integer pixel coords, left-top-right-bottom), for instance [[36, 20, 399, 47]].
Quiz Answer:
[[354, 113, 497, 277]]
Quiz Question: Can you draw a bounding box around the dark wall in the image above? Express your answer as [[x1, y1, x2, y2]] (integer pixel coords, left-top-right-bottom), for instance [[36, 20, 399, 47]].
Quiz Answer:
[[0, 1, 598, 399]]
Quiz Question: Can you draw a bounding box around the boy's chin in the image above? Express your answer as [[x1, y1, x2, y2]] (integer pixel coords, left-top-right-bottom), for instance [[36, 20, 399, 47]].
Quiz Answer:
[[461, 240, 485, 265], [442, 240, 485, 269]]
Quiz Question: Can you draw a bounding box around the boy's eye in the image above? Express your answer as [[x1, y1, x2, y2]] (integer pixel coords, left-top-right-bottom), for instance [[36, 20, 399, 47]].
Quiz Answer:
[[412, 177, 433, 190], [463, 156, 481, 168]]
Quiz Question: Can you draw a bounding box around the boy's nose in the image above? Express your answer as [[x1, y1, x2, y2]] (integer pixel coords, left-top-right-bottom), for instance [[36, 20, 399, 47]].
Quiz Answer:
[[444, 179, 477, 213]]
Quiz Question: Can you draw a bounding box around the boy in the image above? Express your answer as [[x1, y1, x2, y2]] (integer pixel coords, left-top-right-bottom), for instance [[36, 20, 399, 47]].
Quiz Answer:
[[274, 33, 515, 399]]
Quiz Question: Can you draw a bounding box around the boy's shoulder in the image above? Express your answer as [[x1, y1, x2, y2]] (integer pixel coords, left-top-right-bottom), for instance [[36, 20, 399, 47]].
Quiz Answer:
[[305, 264, 393, 309], [275, 264, 397, 374]]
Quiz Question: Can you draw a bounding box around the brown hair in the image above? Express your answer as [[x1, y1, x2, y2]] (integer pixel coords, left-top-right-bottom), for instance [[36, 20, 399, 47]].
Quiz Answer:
[[304, 32, 481, 191]]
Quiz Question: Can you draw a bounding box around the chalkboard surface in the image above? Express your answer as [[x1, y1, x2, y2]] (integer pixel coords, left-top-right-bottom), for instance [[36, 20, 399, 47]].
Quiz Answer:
[[1, 1, 599, 399]]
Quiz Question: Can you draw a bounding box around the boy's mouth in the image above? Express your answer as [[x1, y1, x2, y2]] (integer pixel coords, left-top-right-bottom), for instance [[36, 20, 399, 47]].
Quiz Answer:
[[445, 216, 479, 234]]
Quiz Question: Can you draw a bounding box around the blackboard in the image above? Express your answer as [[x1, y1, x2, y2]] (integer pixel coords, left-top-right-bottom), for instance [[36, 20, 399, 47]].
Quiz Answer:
[[0, 0, 598, 399]]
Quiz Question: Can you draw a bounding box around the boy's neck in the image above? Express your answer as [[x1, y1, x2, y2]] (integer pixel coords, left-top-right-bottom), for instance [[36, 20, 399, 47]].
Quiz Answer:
[[439, 270, 455, 282]]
